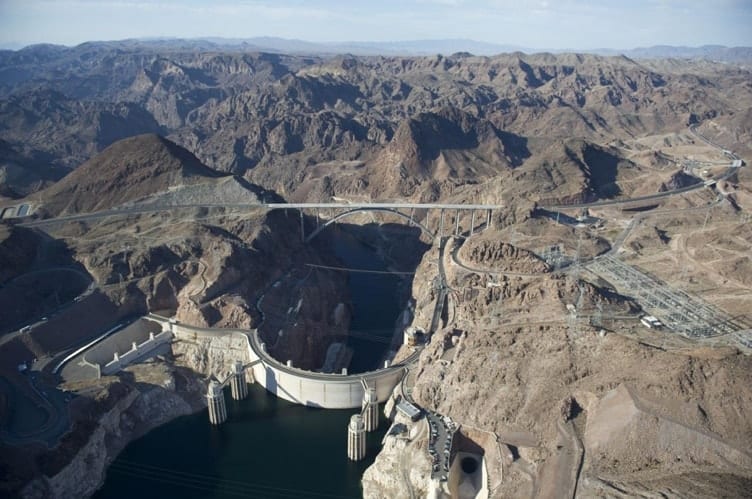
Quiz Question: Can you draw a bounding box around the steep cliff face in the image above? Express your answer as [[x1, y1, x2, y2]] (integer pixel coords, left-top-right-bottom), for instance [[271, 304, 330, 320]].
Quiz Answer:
[[0, 225, 40, 282], [20, 362, 204, 499], [362, 415, 434, 499], [171, 332, 251, 378], [18, 331, 269, 499]]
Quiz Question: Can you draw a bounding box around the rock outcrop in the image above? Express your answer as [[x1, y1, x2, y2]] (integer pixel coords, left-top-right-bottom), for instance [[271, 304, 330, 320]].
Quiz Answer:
[[20, 362, 203, 499], [362, 415, 434, 499], [364, 230, 752, 498]]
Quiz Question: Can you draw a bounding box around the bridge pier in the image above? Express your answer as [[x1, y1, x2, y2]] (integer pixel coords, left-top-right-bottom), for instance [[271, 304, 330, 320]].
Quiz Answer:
[[470, 210, 476, 235], [347, 414, 366, 461], [230, 360, 248, 401], [362, 387, 379, 432], [455, 209, 460, 236], [299, 210, 305, 242], [207, 380, 227, 425], [439, 209, 445, 239]]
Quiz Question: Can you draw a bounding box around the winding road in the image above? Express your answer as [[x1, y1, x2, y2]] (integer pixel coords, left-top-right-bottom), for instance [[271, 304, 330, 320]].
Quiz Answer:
[[540, 125, 743, 211]]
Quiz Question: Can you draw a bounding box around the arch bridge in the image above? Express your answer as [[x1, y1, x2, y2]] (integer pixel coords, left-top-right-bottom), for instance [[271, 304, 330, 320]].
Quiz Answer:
[[264, 202, 504, 242]]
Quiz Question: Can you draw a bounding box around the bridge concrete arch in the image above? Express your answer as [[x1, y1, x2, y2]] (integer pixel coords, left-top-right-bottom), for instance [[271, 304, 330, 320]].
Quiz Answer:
[[304, 207, 435, 243]]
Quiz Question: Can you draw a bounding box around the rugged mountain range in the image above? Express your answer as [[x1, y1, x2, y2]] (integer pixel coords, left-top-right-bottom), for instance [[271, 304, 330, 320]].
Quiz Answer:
[[5, 38, 751, 61], [1, 40, 752, 499], [1, 42, 750, 203]]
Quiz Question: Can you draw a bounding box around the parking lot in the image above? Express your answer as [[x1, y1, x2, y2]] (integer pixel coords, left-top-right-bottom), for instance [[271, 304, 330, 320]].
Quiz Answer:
[[426, 411, 457, 482]]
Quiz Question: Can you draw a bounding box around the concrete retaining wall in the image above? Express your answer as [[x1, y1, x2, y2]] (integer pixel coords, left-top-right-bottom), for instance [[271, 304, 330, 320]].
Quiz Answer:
[[85, 318, 161, 366], [101, 330, 173, 375]]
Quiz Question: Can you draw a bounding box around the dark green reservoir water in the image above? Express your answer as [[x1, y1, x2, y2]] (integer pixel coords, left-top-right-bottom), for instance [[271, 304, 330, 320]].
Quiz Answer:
[[95, 228, 405, 498], [94, 385, 388, 499], [330, 226, 404, 373]]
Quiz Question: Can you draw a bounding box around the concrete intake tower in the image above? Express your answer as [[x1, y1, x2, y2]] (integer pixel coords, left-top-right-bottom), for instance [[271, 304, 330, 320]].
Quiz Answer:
[[207, 380, 228, 425], [230, 360, 249, 400], [347, 414, 366, 461], [362, 387, 379, 432]]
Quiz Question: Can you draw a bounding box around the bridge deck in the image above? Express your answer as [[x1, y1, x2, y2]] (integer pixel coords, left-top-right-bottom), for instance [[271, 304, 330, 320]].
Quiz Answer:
[[265, 202, 503, 210]]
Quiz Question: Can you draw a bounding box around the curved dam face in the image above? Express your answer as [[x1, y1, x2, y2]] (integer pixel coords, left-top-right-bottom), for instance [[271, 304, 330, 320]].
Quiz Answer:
[[247, 221, 424, 408], [162, 319, 416, 410], [247, 329, 416, 409], [249, 361, 406, 409]]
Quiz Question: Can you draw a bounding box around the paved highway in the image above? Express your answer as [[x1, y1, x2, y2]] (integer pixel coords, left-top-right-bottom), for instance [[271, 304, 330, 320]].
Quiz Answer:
[[267, 202, 503, 210], [22, 201, 503, 229]]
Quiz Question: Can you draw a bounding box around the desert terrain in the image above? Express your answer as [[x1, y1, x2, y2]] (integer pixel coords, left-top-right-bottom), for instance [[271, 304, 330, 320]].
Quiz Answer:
[[0, 42, 750, 498]]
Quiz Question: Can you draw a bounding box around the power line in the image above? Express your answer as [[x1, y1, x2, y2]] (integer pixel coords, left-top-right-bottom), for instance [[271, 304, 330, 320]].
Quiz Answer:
[[347, 330, 394, 344], [305, 263, 414, 275], [108, 466, 254, 498], [109, 459, 355, 499]]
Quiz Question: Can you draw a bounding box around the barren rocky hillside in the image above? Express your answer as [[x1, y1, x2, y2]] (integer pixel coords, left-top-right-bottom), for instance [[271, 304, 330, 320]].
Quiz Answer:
[[36, 134, 230, 216], [363, 234, 752, 498], [7, 134, 349, 367], [1, 42, 751, 499], [0, 225, 41, 282], [0, 131, 358, 496], [1, 44, 750, 202]]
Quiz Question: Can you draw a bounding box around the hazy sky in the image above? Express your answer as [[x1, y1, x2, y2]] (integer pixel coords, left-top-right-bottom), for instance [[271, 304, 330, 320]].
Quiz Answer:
[[1, 0, 751, 50]]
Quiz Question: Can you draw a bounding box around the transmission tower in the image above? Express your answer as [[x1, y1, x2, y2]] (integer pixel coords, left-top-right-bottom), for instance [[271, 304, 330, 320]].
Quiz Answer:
[[593, 301, 603, 329], [575, 284, 586, 335], [679, 258, 689, 284], [701, 208, 711, 233]]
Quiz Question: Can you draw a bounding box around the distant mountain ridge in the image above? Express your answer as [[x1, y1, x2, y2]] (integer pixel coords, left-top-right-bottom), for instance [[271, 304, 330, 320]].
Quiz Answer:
[[1, 39, 751, 204], [591, 44, 752, 63], [2, 38, 751, 62]]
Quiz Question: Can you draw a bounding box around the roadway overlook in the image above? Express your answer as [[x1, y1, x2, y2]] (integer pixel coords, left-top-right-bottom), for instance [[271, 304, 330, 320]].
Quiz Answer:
[[1, 46, 751, 499]]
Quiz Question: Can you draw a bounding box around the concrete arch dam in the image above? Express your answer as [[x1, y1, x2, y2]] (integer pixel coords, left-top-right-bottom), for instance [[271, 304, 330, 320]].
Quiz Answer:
[[151, 315, 420, 409]]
